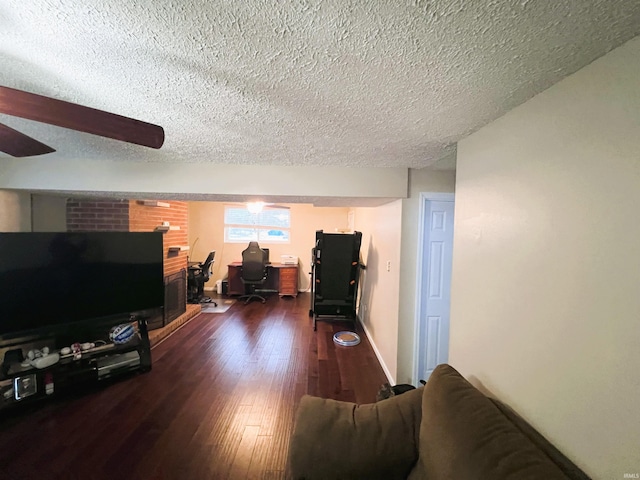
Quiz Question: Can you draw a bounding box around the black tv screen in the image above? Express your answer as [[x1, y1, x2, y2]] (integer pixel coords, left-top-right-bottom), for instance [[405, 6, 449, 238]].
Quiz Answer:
[[0, 232, 164, 337]]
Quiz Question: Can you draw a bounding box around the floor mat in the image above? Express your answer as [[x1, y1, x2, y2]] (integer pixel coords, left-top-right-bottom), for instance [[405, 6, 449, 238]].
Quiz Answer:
[[200, 298, 236, 313]]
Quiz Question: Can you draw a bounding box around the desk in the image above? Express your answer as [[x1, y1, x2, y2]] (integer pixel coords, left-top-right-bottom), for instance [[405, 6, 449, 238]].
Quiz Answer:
[[227, 262, 298, 297]]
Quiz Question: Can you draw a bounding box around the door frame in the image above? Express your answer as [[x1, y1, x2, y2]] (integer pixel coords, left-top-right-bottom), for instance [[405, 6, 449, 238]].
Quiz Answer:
[[412, 192, 455, 385]]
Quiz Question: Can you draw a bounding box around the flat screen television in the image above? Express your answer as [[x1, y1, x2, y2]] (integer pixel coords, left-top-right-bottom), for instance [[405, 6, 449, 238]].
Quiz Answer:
[[0, 232, 164, 338]]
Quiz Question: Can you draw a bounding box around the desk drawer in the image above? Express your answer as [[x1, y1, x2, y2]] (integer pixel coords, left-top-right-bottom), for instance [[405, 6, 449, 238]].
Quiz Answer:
[[279, 267, 298, 296]]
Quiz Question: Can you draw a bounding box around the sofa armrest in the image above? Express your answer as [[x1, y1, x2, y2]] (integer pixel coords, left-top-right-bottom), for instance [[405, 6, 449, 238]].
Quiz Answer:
[[287, 387, 423, 480]]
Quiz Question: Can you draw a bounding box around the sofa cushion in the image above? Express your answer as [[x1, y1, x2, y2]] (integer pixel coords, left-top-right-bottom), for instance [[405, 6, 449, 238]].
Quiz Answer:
[[288, 387, 423, 480], [408, 364, 571, 480]]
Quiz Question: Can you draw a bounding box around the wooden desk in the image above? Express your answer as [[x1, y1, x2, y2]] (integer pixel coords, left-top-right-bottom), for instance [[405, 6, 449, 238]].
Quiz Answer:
[[227, 262, 299, 297]]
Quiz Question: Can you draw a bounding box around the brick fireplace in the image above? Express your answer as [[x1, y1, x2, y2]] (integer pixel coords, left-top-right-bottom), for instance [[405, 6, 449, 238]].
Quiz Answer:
[[66, 198, 189, 328], [163, 268, 187, 326]]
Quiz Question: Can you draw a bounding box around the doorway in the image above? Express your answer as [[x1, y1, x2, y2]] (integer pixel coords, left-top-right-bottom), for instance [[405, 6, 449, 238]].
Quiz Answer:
[[413, 193, 455, 385]]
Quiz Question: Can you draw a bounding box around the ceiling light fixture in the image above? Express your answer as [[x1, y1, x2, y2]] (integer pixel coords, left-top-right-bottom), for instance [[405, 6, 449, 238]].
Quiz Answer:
[[246, 201, 265, 214]]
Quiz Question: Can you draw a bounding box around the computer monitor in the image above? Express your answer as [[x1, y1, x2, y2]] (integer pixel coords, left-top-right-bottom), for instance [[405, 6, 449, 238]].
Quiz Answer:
[[262, 247, 270, 264]]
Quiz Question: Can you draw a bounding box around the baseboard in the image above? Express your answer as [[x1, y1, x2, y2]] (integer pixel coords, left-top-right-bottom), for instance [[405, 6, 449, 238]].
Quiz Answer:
[[358, 316, 395, 385]]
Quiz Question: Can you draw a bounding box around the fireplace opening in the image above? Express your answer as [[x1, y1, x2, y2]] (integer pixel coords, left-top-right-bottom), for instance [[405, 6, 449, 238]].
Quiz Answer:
[[163, 269, 187, 327]]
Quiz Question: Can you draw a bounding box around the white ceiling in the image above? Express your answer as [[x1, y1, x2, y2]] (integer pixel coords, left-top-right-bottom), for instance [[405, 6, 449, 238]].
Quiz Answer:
[[1, 0, 639, 170]]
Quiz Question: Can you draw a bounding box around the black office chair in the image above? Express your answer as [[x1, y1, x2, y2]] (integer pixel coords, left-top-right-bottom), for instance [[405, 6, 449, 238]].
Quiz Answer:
[[239, 242, 268, 304], [187, 251, 217, 306]]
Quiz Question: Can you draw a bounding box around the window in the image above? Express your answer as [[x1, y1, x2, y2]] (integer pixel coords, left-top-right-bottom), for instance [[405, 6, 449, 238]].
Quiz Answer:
[[224, 205, 290, 243]]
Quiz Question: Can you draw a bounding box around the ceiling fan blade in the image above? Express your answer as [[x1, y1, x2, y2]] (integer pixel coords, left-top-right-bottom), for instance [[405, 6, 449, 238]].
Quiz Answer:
[[0, 122, 56, 157], [0, 86, 164, 149]]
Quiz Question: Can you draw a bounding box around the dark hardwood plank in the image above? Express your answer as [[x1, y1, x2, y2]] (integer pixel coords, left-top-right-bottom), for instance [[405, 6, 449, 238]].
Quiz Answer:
[[0, 293, 388, 479]]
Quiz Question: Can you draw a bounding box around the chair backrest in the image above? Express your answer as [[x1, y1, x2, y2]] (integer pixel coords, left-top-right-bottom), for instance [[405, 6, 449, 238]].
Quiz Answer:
[[201, 251, 215, 267], [200, 251, 215, 282], [241, 242, 267, 283]]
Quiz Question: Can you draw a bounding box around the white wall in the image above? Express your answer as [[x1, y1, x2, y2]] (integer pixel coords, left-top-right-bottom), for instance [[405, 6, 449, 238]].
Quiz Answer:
[[452, 36, 640, 479], [396, 168, 456, 382], [0, 190, 31, 232], [0, 162, 407, 203], [31, 194, 67, 232], [188, 202, 350, 289], [354, 200, 403, 382], [354, 169, 455, 384]]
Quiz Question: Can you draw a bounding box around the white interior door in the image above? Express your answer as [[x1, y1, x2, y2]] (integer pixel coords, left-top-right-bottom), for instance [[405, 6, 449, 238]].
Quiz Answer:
[[414, 194, 454, 384]]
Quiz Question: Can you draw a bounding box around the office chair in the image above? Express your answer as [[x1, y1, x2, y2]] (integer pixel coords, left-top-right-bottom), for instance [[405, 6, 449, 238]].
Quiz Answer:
[[187, 250, 217, 306], [239, 241, 268, 304]]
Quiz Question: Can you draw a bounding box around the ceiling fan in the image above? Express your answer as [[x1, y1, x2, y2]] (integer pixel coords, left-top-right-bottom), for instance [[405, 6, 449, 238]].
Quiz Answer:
[[0, 86, 164, 157], [246, 201, 290, 213]]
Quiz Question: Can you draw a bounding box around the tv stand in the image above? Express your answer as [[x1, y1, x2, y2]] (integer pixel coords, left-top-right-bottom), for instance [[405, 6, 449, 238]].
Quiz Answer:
[[0, 316, 151, 412]]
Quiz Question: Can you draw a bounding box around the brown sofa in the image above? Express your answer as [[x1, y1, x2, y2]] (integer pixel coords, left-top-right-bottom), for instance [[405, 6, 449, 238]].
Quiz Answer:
[[288, 364, 590, 479]]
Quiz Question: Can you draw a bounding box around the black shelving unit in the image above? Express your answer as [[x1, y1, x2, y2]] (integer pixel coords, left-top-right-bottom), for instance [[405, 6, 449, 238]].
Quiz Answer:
[[0, 316, 151, 412]]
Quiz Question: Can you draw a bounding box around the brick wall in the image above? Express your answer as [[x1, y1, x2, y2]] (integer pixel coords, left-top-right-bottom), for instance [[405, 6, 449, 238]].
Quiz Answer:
[[66, 198, 188, 277], [129, 200, 188, 277], [66, 199, 129, 231]]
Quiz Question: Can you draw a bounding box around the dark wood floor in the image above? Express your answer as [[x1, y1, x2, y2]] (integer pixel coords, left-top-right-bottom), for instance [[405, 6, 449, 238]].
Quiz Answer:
[[0, 293, 387, 480]]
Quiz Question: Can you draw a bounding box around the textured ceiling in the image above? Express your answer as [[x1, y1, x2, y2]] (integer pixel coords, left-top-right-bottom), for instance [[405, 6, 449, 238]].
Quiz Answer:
[[1, 0, 639, 168]]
